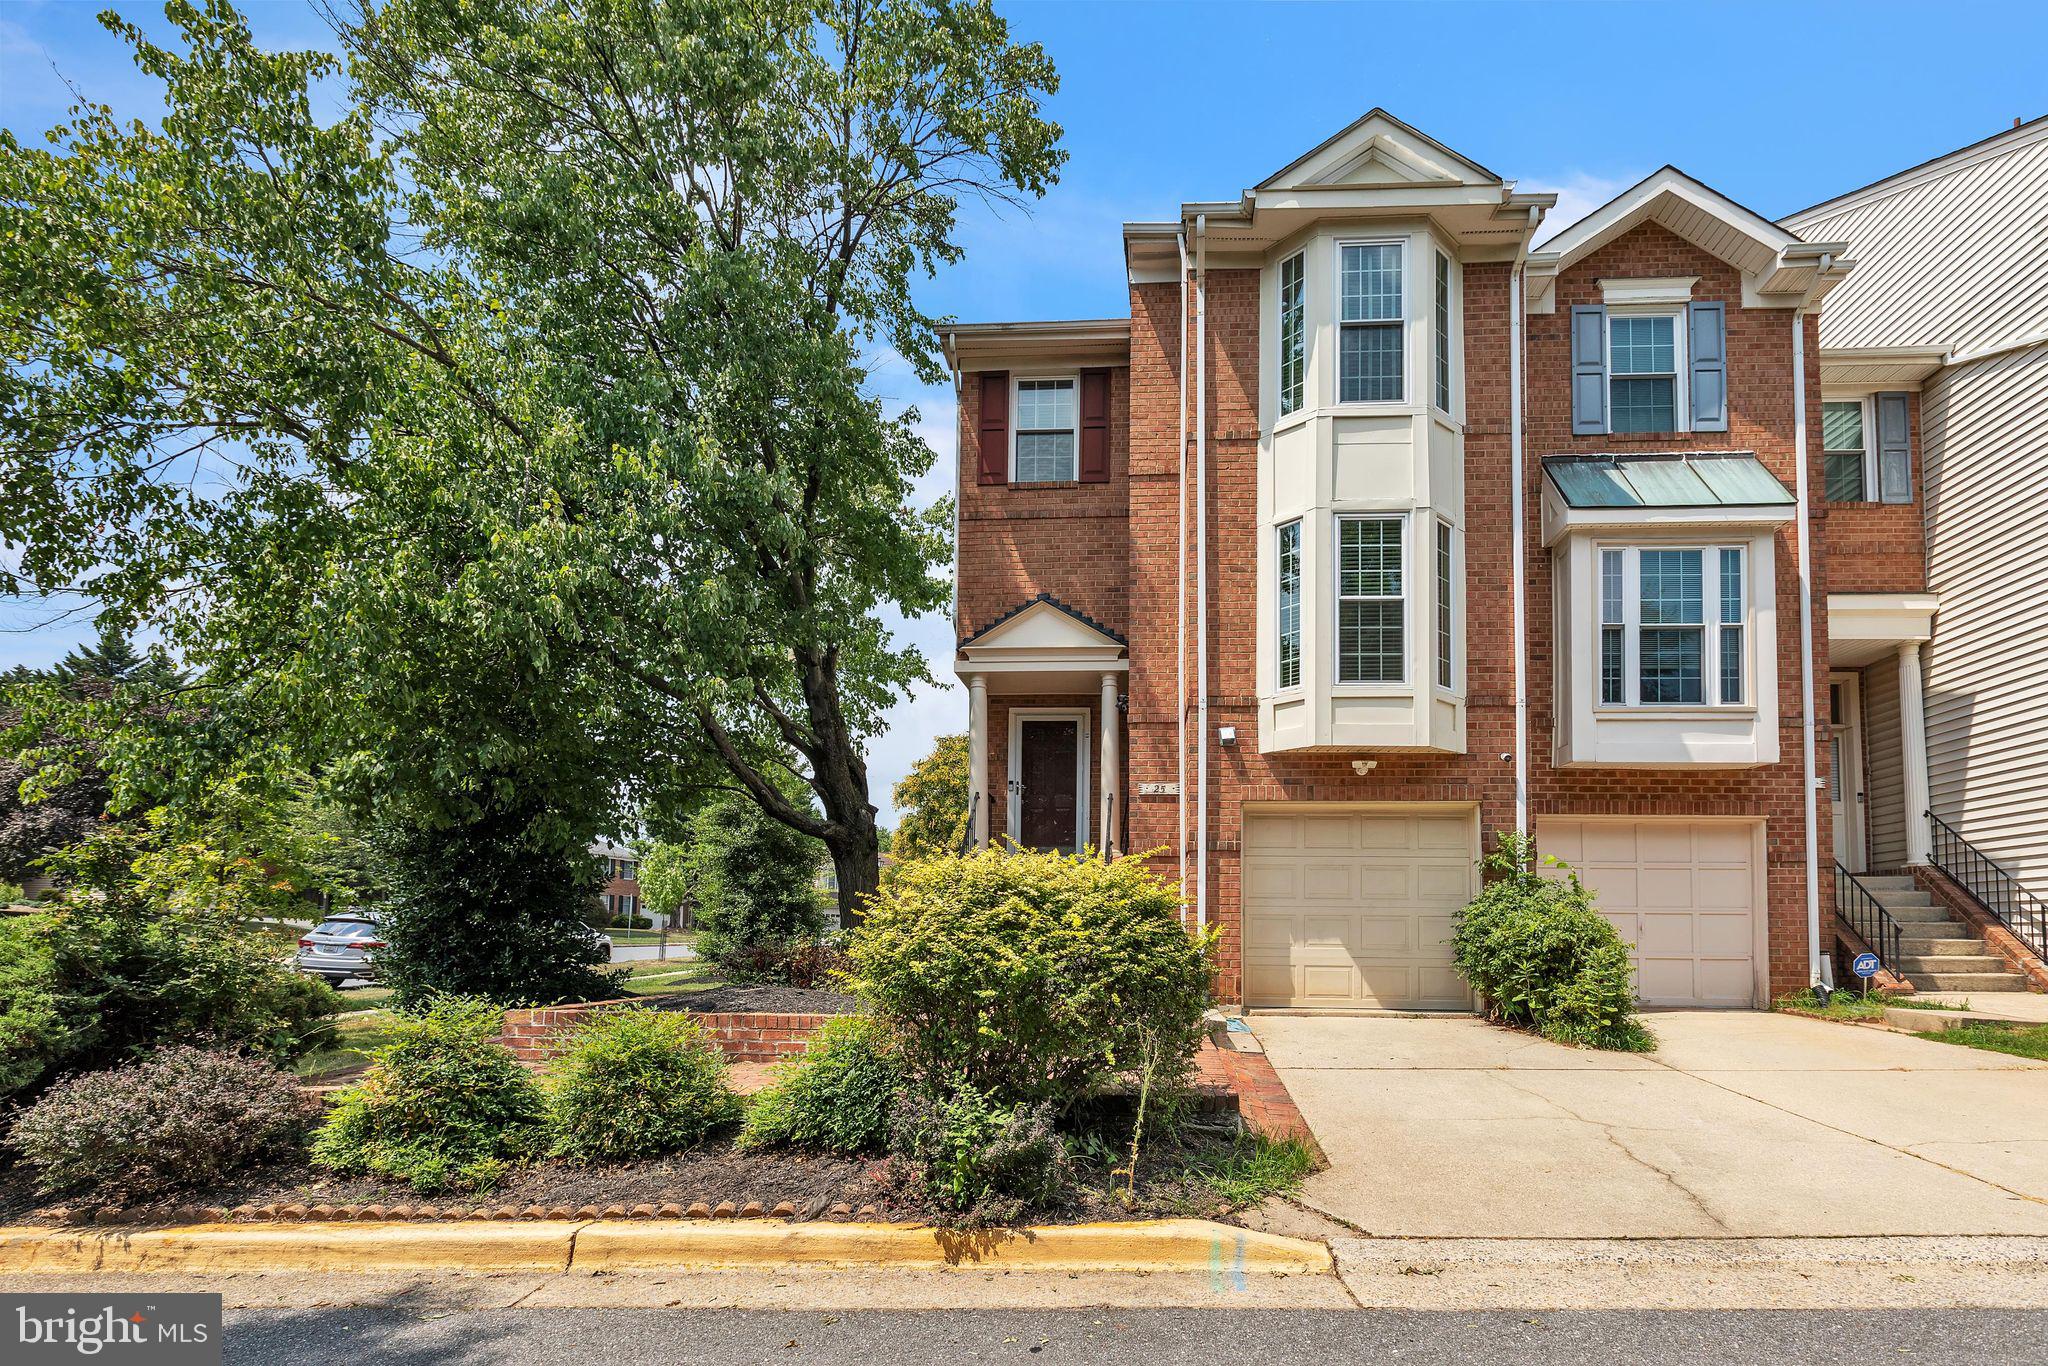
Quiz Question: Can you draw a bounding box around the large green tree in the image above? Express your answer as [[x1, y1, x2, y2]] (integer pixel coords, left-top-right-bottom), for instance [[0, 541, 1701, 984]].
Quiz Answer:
[[889, 732, 969, 863], [0, 0, 1063, 920]]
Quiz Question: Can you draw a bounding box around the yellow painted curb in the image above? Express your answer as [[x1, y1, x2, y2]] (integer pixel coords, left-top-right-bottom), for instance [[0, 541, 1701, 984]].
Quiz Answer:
[[0, 1218, 1332, 1277], [572, 1218, 1333, 1274], [0, 1222, 582, 1274]]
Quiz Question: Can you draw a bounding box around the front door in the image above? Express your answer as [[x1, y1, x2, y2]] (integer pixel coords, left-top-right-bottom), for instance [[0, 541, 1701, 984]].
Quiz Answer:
[[1830, 673, 1866, 872], [1017, 718, 1081, 852]]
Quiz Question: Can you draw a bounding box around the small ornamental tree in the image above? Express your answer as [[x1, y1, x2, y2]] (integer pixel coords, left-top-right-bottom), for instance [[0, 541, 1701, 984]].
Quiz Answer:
[[685, 792, 825, 974], [889, 734, 970, 864], [636, 841, 691, 929]]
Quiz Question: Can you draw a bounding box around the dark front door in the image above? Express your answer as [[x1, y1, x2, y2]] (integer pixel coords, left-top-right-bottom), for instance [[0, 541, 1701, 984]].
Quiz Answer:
[[1018, 719, 1080, 851]]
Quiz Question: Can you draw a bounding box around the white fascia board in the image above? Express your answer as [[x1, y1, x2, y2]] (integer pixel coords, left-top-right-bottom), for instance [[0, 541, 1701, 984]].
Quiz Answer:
[[1825, 593, 1939, 643], [1601, 276, 1699, 305], [1539, 501, 1797, 548]]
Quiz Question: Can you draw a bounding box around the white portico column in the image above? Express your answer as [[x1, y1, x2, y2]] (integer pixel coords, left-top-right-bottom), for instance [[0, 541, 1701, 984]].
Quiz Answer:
[[1898, 642, 1933, 864], [1099, 671, 1120, 857], [967, 673, 990, 851]]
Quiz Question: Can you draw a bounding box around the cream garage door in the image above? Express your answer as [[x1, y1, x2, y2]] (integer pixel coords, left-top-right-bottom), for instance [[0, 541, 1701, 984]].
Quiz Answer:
[[1242, 806, 1475, 1010], [1536, 818, 1763, 1009]]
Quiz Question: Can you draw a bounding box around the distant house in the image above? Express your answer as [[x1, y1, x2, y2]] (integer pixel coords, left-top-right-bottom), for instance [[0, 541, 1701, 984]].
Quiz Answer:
[[590, 838, 644, 925]]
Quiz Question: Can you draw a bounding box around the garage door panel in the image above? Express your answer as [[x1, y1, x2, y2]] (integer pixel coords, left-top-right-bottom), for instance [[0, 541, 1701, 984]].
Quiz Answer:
[[1242, 806, 1475, 1011], [1537, 817, 1760, 1010]]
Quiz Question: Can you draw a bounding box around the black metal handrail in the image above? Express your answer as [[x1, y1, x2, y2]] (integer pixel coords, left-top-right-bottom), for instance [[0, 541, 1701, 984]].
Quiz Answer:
[[1927, 811, 2048, 963], [1835, 860, 1902, 974]]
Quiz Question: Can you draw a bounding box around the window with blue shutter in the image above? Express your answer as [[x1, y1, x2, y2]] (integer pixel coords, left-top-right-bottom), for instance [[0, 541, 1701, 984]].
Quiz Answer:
[[1571, 305, 1607, 434], [1875, 392, 1912, 504], [1688, 302, 1727, 432]]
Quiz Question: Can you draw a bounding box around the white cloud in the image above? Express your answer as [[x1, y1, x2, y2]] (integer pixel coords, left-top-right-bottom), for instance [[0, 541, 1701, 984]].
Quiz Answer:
[[1522, 170, 1644, 246]]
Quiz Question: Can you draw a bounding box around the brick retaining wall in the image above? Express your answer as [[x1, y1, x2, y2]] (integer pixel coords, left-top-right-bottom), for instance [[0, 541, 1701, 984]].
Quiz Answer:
[[498, 997, 833, 1064]]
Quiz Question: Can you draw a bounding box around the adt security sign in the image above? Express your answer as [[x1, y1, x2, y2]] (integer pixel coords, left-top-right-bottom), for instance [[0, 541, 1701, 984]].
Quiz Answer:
[[1852, 952, 1881, 979]]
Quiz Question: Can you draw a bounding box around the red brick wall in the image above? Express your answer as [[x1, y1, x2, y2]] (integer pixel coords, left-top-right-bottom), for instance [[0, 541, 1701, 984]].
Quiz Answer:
[[499, 1001, 830, 1064], [1818, 391, 1927, 595], [956, 368, 1132, 642]]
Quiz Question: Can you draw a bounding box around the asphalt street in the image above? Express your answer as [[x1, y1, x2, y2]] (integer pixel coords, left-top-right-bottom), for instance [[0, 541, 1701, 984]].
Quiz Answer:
[[223, 1307, 2048, 1364]]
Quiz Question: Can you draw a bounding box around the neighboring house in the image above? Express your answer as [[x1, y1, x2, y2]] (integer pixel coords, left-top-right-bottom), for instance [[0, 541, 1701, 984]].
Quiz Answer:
[[591, 838, 644, 924], [1784, 117, 2048, 935], [945, 109, 2045, 1013]]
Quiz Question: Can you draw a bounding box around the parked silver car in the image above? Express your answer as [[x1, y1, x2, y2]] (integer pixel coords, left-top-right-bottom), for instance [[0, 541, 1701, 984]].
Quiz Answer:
[[295, 912, 384, 986]]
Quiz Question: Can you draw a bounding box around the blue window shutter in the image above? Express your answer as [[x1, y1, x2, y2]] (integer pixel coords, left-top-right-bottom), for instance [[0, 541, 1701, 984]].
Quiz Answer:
[[1687, 302, 1728, 432], [1571, 305, 1607, 435], [1876, 392, 1913, 503]]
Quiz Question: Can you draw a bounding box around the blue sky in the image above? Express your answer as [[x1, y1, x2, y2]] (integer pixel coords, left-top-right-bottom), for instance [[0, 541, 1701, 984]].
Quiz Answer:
[[4, 0, 2043, 822]]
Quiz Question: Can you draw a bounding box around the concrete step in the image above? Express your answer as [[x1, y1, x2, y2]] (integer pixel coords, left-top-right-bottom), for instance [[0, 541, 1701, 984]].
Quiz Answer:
[[1898, 936, 1999, 957], [1896, 954, 2012, 976], [1905, 970, 2030, 992], [1856, 875, 1920, 892], [1881, 903, 1963, 923], [1868, 892, 1938, 909]]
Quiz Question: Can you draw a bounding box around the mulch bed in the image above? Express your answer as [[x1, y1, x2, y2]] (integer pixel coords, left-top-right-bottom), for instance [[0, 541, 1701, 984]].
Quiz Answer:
[[0, 1119, 1261, 1230], [647, 985, 857, 1015]]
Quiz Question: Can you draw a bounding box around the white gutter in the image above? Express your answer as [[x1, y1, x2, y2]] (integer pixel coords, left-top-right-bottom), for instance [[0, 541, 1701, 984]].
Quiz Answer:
[[1510, 208, 1536, 838], [1194, 214, 1210, 933], [1791, 298, 1823, 985], [1176, 231, 1190, 906]]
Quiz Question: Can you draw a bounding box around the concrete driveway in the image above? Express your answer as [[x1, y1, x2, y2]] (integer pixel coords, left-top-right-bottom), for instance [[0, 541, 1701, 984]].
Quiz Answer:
[[1255, 1011, 2048, 1237]]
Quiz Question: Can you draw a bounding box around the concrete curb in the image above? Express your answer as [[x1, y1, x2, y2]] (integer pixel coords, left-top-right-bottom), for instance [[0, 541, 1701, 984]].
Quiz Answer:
[[0, 1218, 1332, 1277]]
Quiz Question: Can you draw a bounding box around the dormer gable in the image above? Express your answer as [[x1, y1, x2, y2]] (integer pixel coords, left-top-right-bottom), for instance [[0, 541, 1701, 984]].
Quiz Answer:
[[1257, 109, 1502, 194]]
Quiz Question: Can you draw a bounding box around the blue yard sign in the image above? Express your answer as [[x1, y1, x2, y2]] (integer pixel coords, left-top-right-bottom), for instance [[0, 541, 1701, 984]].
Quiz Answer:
[[1852, 952, 1881, 979]]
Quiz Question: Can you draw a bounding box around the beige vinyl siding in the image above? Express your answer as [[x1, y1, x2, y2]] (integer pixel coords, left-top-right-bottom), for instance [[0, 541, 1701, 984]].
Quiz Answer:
[[1920, 342, 2048, 888], [1859, 655, 1907, 871], [1788, 121, 2048, 357]]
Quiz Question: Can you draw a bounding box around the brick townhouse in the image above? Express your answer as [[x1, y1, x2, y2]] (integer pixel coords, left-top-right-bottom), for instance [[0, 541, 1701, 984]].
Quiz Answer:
[[943, 110, 2046, 1012]]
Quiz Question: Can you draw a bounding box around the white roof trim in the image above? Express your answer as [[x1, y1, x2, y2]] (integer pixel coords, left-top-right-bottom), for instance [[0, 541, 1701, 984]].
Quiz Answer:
[[1531, 167, 1803, 276], [1826, 593, 1938, 644], [1785, 115, 2048, 226], [959, 598, 1125, 659], [1256, 108, 1504, 193]]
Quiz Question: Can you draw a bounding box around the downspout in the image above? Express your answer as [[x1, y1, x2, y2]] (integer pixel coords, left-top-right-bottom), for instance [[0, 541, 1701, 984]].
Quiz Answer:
[[1194, 213, 1210, 934], [1510, 212, 1536, 840], [1176, 232, 1190, 907], [1792, 260, 1832, 986]]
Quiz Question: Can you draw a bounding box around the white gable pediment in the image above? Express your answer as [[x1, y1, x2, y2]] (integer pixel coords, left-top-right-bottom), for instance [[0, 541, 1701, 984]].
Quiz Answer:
[[1258, 109, 1502, 193], [961, 597, 1123, 656]]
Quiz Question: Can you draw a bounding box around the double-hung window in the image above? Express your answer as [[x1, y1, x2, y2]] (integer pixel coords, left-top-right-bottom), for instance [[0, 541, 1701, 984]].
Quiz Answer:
[[1012, 378, 1077, 482], [1278, 252, 1306, 416], [1276, 521, 1302, 689], [1434, 519, 1454, 690], [1338, 242, 1404, 403], [1597, 545, 1747, 707], [1608, 313, 1680, 433], [1433, 252, 1452, 412], [1337, 515, 1404, 683], [1822, 399, 1869, 502]]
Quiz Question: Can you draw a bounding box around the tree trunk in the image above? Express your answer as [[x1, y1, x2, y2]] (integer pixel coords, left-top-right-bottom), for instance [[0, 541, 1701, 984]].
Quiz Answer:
[[825, 818, 880, 927]]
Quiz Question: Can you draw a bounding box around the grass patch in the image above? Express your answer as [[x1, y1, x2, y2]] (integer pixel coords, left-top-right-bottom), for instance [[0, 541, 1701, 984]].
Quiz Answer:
[[1888, 996, 1968, 1011], [1175, 1133, 1317, 1210], [1775, 987, 1892, 1022], [294, 1011, 403, 1080], [1922, 1022, 2048, 1061]]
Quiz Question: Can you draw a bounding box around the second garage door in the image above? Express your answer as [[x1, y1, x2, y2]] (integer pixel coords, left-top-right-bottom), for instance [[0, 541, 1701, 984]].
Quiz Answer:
[[1535, 818, 1765, 1009], [1242, 805, 1476, 1010]]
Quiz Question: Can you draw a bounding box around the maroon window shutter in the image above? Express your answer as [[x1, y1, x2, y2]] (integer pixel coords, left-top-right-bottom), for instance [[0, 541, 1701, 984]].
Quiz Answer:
[[1078, 368, 1111, 483], [977, 372, 1009, 485]]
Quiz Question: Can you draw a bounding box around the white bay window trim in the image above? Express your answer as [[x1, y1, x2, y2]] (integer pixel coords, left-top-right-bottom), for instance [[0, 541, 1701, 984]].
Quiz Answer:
[[1334, 512, 1407, 686], [1594, 543, 1751, 712], [1333, 238, 1407, 405]]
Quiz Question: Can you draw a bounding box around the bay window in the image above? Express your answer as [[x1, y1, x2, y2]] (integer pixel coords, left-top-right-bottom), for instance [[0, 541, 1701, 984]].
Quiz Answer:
[[1433, 251, 1452, 412], [1277, 520, 1302, 690], [1597, 545, 1748, 707], [1278, 252, 1305, 416], [1337, 515, 1404, 683], [1435, 519, 1454, 689], [1338, 242, 1404, 403]]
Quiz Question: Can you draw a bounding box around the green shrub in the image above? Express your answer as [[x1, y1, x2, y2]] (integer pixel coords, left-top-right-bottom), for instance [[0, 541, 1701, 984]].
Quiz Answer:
[[1452, 833, 1653, 1052], [547, 1008, 739, 1162], [847, 847, 1215, 1107], [311, 997, 547, 1193], [740, 1016, 899, 1153], [890, 1081, 1068, 1224], [686, 793, 825, 978], [8, 1046, 312, 1203]]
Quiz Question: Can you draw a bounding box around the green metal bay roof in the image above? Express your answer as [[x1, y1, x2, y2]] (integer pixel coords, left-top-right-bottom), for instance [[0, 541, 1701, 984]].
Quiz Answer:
[[1543, 451, 1795, 509]]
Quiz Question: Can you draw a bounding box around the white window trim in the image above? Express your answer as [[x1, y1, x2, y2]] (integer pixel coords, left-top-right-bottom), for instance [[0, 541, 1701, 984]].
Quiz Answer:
[[1333, 511, 1409, 688], [1010, 373, 1079, 483], [1276, 518, 1304, 694], [1278, 250, 1306, 418], [1005, 708, 1091, 851], [1433, 251, 1453, 415], [1821, 394, 1876, 502], [1594, 542, 1751, 712], [1434, 517, 1459, 694], [1332, 237, 1408, 407], [1606, 306, 1690, 435]]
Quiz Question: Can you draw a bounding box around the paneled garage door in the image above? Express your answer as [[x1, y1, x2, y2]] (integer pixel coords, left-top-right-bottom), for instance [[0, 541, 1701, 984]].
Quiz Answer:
[[1536, 818, 1764, 1009], [1242, 806, 1476, 1010]]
